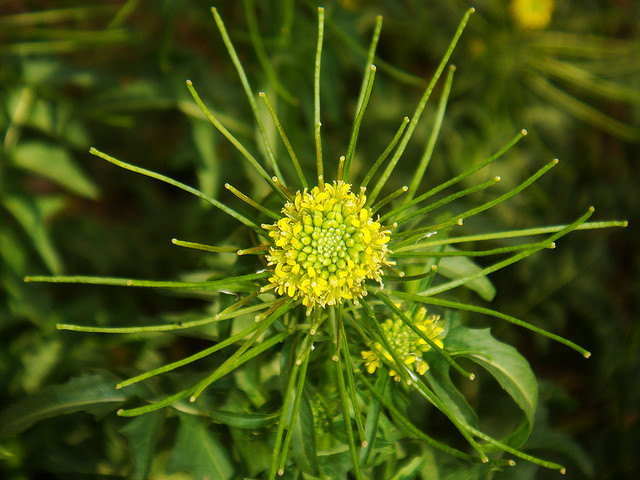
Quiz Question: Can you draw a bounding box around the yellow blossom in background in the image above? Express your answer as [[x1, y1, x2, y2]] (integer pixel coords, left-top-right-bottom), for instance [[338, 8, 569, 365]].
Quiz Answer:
[[511, 0, 555, 30], [361, 307, 446, 381], [265, 181, 393, 311], [338, 0, 361, 13]]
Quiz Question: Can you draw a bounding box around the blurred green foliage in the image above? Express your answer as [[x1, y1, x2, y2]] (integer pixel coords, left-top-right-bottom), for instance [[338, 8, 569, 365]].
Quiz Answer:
[[1, 1, 638, 479]]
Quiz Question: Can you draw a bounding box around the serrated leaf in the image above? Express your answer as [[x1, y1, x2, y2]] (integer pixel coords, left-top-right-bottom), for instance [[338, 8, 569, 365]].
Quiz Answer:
[[121, 411, 164, 480], [437, 251, 496, 301], [12, 141, 99, 199], [166, 414, 234, 480], [0, 373, 127, 440], [291, 391, 320, 476], [445, 317, 538, 446]]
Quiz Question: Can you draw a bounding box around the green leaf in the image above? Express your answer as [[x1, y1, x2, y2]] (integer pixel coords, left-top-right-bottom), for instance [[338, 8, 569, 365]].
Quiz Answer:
[[0, 373, 128, 440], [425, 354, 478, 429], [120, 411, 165, 480], [166, 414, 234, 480], [3, 193, 63, 274], [12, 141, 99, 199], [390, 456, 426, 479], [229, 427, 272, 478], [291, 391, 320, 476], [317, 446, 352, 479], [445, 317, 538, 446], [436, 251, 496, 301], [190, 117, 220, 200], [210, 408, 279, 429]]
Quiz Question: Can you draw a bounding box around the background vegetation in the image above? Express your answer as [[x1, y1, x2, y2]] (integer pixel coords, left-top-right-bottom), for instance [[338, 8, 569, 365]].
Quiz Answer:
[[1, 0, 638, 479]]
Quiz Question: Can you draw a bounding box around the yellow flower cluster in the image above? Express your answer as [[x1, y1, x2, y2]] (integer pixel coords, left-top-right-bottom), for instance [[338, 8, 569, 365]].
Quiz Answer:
[[264, 181, 392, 311], [361, 307, 445, 381], [511, 0, 555, 30]]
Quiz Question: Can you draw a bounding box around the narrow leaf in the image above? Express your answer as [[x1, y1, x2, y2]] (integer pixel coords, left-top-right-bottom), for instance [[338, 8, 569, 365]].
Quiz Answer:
[[0, 373, 128, 440]]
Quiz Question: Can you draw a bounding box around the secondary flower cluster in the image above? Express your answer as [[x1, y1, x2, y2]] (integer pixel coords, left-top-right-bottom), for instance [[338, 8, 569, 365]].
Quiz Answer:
[[361, 307, 446, 381], [264, 180, 393, 311]]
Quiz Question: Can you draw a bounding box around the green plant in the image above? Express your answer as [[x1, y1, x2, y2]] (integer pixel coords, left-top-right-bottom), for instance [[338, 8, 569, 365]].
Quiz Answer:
[[4, 4, 628, 479]]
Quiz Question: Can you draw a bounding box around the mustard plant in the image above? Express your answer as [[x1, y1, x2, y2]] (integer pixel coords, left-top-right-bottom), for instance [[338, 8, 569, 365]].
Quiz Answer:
[[24, 6, 627, 479]]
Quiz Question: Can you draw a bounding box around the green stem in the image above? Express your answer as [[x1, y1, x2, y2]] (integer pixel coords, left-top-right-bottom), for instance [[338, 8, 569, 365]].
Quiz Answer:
[[210, 7, 286, 181], [405, 65, 456, 203], [185, 81, 283, 199], [383, 129, 527, 221], [361, 117, 409, 189], [259, 92, 308, 188], [344, 65, 377, 181], [392, 220, 628, 252], [314, 7, 325, 187], [368, 8, 475, 205]]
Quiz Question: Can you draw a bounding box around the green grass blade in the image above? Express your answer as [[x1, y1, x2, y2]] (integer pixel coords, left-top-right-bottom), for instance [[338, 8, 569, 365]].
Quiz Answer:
[[324, 15, 423, 87]]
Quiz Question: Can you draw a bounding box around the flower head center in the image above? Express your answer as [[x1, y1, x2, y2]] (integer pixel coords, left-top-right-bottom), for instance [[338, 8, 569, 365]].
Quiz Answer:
[[264, 181, 393, 311]]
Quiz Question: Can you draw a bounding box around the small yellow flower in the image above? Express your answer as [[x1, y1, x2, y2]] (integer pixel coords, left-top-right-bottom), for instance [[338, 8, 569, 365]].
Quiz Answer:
[[265, 181, 393, 311], [361, 307, 445, 381], [511, 0, 555, 30]]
